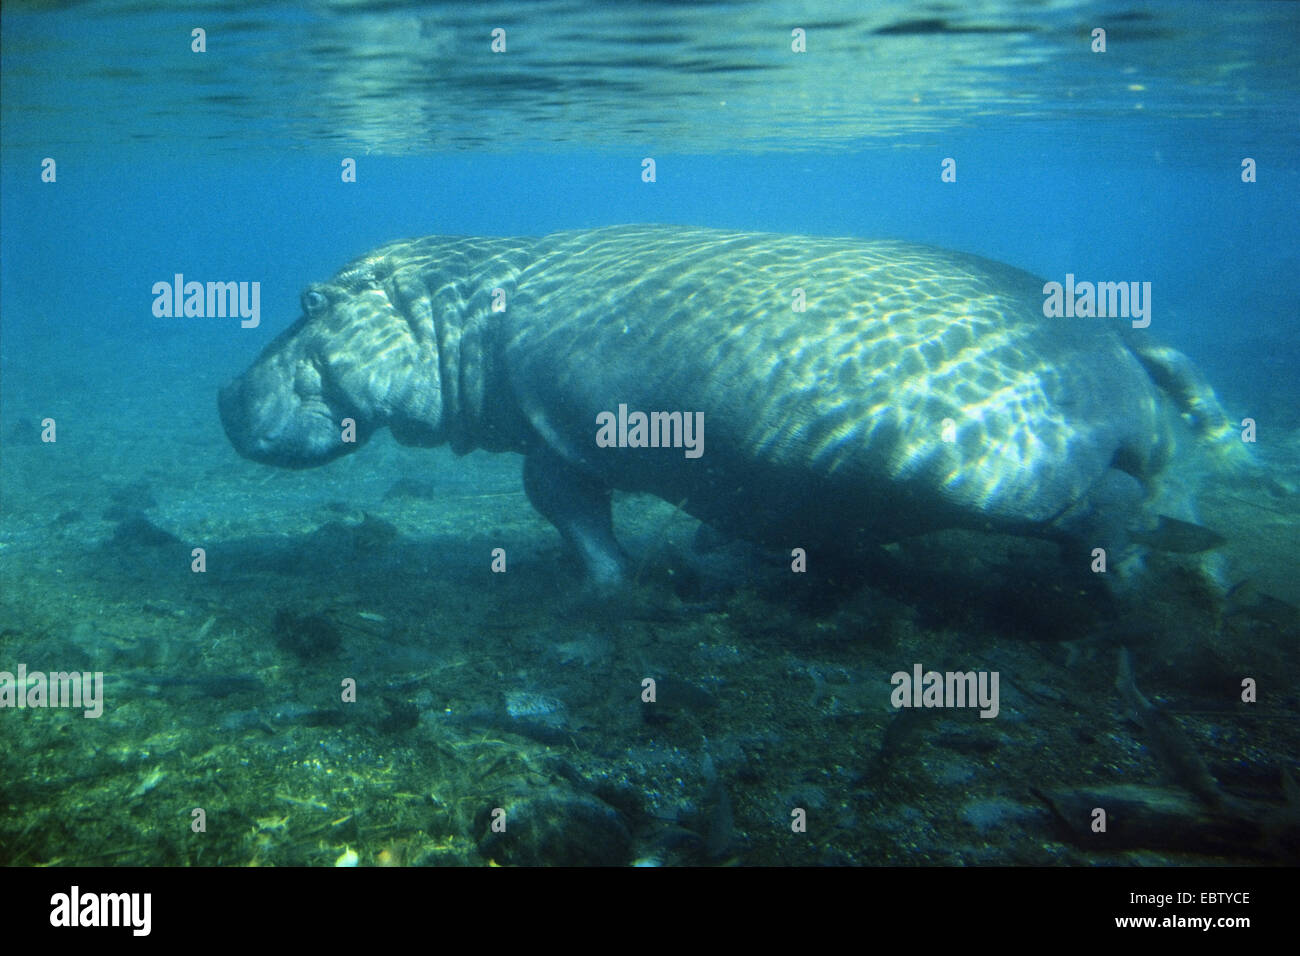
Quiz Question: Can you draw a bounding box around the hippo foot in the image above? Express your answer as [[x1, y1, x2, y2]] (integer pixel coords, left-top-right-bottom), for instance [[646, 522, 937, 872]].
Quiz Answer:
[[523, 446, 631, 587]]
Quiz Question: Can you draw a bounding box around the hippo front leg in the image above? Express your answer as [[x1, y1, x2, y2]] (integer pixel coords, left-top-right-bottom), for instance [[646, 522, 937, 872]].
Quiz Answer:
[[523, 446, 631, 586]]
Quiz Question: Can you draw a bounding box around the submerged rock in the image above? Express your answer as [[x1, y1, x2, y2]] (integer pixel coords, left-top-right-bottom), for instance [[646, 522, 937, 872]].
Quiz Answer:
[[477, 787, 632, 866], [110, 514, 181, 548], [271, 609, 342, 660]]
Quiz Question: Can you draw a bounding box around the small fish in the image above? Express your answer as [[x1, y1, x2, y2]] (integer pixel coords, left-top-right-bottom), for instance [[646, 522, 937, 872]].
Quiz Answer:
[[126, 672, 262, 699], [504, 691, 566, 722], [702, 753, 736, 862], [1115, 649, 1224, 810], [219, 709, 276, 735], [500, 691, 569, 743], [130, 765, 167, 798], [1131, 515, 1226, 554], [1031, 784, 1258, 855]]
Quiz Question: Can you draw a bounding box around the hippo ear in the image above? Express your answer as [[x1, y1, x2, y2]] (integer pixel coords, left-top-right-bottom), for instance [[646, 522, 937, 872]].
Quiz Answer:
[[301, 288, 329, 317]]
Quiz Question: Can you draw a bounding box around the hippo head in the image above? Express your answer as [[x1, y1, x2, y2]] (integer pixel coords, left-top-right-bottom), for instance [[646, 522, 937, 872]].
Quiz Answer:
[[219, 255, 445, 469]]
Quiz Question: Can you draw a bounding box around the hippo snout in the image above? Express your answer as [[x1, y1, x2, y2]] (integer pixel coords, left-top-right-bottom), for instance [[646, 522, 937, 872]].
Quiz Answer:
[[218, 376, 261, 460], [218, 367, 362, 469]]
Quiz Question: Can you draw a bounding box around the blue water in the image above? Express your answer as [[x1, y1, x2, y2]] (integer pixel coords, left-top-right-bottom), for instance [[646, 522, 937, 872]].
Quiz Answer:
[[3, 146, 1295, 405], [1, 1, 1297, 869]]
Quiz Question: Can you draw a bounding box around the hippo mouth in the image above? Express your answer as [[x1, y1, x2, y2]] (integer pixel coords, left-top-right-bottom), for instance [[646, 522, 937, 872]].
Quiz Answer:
[[218, 376, 356, 469]]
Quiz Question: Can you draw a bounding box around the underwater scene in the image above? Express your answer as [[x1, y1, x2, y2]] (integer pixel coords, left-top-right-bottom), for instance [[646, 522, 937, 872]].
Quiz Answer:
[[1, 0, 1297, 872]]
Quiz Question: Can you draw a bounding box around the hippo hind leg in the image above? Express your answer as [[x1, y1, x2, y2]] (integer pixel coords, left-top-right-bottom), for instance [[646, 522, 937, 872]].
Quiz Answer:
[[523, 446, 631, 586]]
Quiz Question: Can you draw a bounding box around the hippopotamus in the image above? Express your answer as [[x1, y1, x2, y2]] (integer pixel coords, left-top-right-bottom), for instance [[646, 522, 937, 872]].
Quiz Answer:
[[218, 225, 1239, 584]]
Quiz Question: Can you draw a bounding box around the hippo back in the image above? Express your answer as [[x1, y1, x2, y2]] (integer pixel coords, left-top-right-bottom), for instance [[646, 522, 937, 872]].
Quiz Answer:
[[501, 225, 1179, 544]]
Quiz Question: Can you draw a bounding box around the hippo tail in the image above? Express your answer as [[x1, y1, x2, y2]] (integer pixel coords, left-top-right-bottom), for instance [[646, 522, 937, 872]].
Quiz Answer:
[[1107, 336, 1256, 597], [1123, 337, 1253, 472]]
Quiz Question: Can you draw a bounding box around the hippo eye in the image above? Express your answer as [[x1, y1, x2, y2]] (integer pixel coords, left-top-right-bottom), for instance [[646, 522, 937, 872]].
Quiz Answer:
[[302, 289, 328, 316]]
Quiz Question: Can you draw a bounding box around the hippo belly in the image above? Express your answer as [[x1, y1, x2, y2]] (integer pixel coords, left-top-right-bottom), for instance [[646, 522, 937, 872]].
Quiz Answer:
[[219, 225, 1237, 583]]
